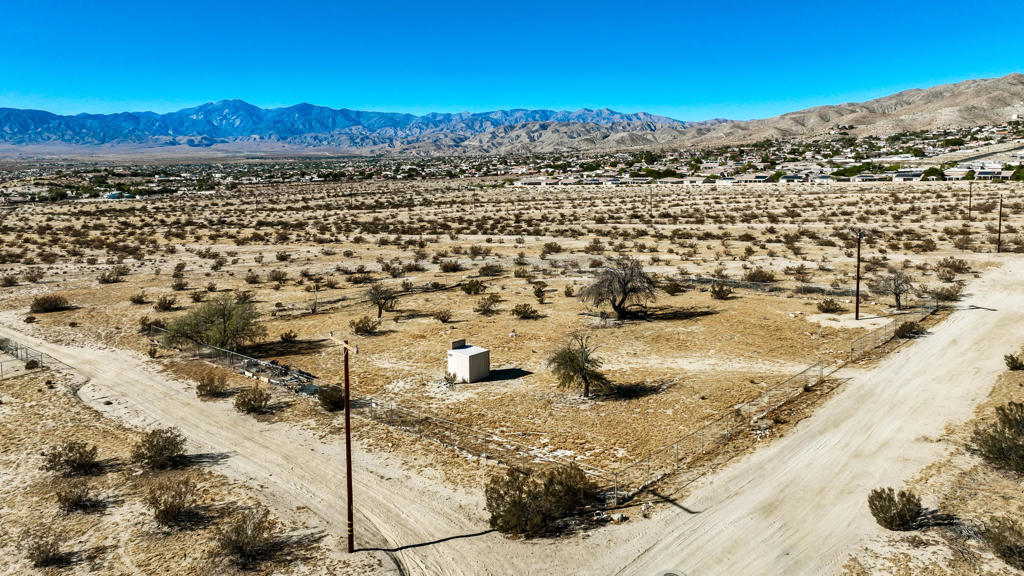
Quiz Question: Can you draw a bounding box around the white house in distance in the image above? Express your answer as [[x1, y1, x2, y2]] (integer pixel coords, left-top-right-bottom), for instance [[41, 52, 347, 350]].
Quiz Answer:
[[446, 339, 490, 383]]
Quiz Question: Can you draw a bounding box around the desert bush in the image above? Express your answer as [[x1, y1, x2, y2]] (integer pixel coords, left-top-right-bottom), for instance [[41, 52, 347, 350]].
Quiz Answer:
[[167, 293, 265, 351], [1, 274, 18, 287], [279, 330, 298, 342], [432, 308, 453, 323], [661, 279, 686, 296], [894, 321, 924, 339], [743, 267, 776, 283], [215, 506, 277, 568], [867, 487, 923, 531], [317, 385, 345, 412], [983, 516, 1024, 570], [30, 294, 69, 313], [129, 291, 148, 305], [54, 478, 92, 512], [709, 283, 733, 300], [367, 284, 398, 318], [25, 359, 39, 369], [937, 256, 970, 274], [972, 401, 1024, 473], [42, 441, 100, 476], [350, 315, 381, 335], [817, 298, 845, 314], [244, 270, 262, 284], [927, 282, 964, 302], [1006, 354, 1024, 371], [474, 294, 501, 316], [22, 532, 65, 568], [478, 263, 504, 276], [189, 290, 206, 303], [484, 463, 598, 535], [234, 386, 271, 414], [461, 279, 485, 295], [511, 303, 540, 319], [439, 260, 464, 273], [144, 475, 196, 526], [154, 295, 177, 311], [548, 331, 610, 398], [564, 285, 575, 297], [196, 369, 229, 397], [131, 427, 186, 469], [171, 278, 189, 291], [23, 268, 44, 283], [96, 270, 123, 284]]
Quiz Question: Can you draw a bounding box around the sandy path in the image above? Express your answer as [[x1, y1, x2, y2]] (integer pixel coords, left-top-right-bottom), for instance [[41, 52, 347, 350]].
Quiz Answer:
[[607, 257, 1024, 575], [2, 256, 1020, 575], [0, 323, 538, 576]]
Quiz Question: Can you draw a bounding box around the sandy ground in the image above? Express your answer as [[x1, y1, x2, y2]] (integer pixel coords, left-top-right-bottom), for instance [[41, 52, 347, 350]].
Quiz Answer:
[[2, 254, 1021, 575]]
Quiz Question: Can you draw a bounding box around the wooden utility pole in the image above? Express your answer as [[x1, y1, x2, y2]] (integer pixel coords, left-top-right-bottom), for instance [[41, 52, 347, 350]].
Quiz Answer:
[[850, 228, 868, 320], [967, 181, 973, 221], [329, 332, 358, 553], [997, 194, 1004, 253]]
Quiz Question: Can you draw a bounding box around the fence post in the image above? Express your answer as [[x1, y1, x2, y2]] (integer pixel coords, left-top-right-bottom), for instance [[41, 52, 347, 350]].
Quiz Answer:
[[614, 472, 619, 506], [674, 442, 679, 469]]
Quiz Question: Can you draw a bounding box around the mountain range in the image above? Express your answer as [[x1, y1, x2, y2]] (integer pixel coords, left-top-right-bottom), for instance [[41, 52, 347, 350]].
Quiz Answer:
[[1, 73, 1022, 156]]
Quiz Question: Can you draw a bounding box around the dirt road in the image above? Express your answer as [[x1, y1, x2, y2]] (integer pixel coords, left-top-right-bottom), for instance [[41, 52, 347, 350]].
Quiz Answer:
[[2, 256, 1021, 575]]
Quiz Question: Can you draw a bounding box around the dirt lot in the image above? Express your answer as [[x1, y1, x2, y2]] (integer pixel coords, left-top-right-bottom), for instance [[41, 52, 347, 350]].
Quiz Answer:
[[1, 178, 1022, 574]]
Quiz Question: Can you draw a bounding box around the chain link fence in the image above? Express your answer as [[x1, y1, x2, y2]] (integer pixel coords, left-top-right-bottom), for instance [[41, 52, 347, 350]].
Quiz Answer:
[[0, 336, 68, 379], [849, 300, 938, 361]]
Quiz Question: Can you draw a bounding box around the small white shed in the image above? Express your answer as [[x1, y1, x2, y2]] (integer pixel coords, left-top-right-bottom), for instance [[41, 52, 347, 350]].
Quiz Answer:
[[446, 339, 490, 383]]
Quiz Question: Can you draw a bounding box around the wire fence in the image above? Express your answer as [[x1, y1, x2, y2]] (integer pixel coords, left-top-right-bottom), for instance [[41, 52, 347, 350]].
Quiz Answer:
[[0, 336, 67, 379], [849, 300, 939, 361]]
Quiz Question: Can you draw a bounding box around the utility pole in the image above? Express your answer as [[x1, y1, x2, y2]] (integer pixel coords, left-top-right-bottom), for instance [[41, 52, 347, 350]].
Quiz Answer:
[[329, 332, 358, 553], [967, 181, 973, 221], [850, 228, 868, 320], [997, 194, 1004, 253]]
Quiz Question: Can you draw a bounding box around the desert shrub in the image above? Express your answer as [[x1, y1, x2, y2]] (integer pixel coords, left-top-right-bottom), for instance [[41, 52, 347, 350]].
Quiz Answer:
[[439, 260, 464, 273], [350, 315, 381, 335], [196, 369, 229, 397], [461, 279, 485, 295], [234, 386, 271, 414], [54, 478, 92, 512], [25, 359, 39, 370], [366, 284, 398, 318], [564, 285, 575, 297], [894, 321, 924, 339], [131, 427, 186, 469], [317, 385, 345, 412], [2, 274, 18, 287], [743, 267, 776, 283], [171, 278, 189, 291], [937, 256, 970, 274], [817, 298, 845, 314], [22, 532, 65, 568], [189, 290, 206, 303], [478, 263, 504, 276], [129, 291, 148, 305], [972, 401, 1024, 473], [279, 330, 297, 342], [245, 270, 262, 284], [927, 282, 964, 302], [144, 476, 196, 526], [709, 283, 733, 300], [867, 487, 923, 531], [268, 269, 288, 283], [661, 279, 686, 296], [96, 269, 123, 284], [30, 294, 69, 313], [1007, 354, 1024, 371], [167, 293, 265, 351], [154, 295, 177, 311], [215, 506, 277, 568], [42, 441, 100, 476], [484, 464, 598, 535], [348, 273, 375, 285], [432, 308, 453, 323], [23, 268, 44, 283], [983, 516, 1024, 570], [511, 303, 541, 319], [474, 294, 501, 316]]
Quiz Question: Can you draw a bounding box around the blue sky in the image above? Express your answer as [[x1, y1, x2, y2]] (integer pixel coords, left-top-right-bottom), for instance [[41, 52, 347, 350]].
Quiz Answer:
[[1, 0, 1021, 121]]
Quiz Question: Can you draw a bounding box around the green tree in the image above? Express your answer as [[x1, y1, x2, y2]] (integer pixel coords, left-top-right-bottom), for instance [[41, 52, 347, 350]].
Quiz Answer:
[[547, 331, 611, 398], [168, 293, 265, 351], [366, 284, 397, 319], [922, 167, 945, 181]]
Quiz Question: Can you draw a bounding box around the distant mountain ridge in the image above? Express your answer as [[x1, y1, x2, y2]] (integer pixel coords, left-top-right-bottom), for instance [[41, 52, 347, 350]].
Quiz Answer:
[[0, 101, 695, 153], [1, 73, 1022, 156]]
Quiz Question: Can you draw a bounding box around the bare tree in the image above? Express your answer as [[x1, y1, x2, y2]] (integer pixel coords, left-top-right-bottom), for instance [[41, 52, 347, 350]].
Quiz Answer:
[[870, 271, 915, 309], [580, 256, 657, 319], [366, 283, 397, 318]]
